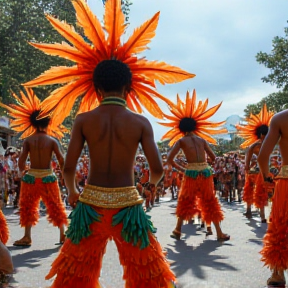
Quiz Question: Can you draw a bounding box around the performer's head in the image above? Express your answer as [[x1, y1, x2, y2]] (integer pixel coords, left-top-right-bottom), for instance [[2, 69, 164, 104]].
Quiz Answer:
[[179, 117, 197, 134], [30, 110, 50, 132], [256, 124, 268, 140], [93, 60, 132, 98]]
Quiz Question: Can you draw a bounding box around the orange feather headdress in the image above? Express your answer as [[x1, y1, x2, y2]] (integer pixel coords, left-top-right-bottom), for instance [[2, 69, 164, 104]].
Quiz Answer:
[[159, 89, 227, 146], [23, 0, 195, 120], [0, 88, 66, 139], [236, 103, 274, 149]]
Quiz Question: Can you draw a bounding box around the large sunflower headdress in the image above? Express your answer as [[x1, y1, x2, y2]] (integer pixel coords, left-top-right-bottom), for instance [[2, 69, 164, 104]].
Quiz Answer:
[[236, 103, 274, 149], [0, 88, 66, 139], [24, 0, 195, 120], [159, 89, 227, 146]]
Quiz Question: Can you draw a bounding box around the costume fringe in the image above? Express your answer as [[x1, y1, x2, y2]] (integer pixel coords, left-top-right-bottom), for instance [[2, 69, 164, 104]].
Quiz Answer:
[[242, 173, 256, 206], [0, 210, 9, 245], [19, 179, 68, 227], [260, 179, 288, 270], [253, 173, 268, 208], [46, 207, 175, 288], [176, 175, 224, 223]]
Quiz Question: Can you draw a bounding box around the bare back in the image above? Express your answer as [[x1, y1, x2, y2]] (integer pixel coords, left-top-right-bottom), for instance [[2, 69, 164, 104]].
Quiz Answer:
[[66, 105, 162, 187], [18, 133, 64, 171], [167, 134, 216, 168]]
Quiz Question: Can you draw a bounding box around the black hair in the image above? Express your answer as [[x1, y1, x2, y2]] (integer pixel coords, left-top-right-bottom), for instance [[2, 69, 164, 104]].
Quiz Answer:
[[93, 60, 132, 93], [30, 110, 50, 130], [179, 117, 197, 133], [255, 124, 268, 139]]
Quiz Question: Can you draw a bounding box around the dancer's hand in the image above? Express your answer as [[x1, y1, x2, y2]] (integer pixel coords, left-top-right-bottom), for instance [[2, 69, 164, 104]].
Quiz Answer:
[[68, 190, 80, 208]]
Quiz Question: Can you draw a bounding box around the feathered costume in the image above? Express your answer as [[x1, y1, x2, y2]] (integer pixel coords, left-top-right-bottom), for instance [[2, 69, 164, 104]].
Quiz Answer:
[[0, 210, 9, 245], [261, 166, 288, 271], [159, 90, 227, 224], [0, 88, 68, 230], [236, 104, 274, 209], [23, 0, 195, 286]]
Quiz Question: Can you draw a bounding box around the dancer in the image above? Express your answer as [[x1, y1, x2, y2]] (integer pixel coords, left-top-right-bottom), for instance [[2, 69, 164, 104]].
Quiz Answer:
[[258, 109, 288, 286], [159, 89, 230, 241], [0, 87, 68, 246], [236, 104, 274, 222], [22, 0, 196, 285]]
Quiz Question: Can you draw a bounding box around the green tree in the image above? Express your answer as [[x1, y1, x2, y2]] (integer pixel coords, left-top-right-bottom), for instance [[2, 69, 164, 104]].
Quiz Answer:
[[256, 24, 288, 90], [244, 90, 288, 117], [0, 0, 77, 104]]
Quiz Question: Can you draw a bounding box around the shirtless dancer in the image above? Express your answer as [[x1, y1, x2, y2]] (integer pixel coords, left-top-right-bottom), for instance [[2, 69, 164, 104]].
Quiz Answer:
[[160, 90, 229, 241], [258, 109, 288, 286], [13, 116, 67, 246], [45, 60, 176, 288], [243, 127, 268, 222], [0, 88, 67, 247]]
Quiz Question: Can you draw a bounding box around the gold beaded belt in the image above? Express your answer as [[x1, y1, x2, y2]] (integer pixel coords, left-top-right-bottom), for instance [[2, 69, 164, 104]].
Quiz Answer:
[[79, 185, 144, 208], [275, 165, 288, 179], [186, 162, 209, 171], [27, 169, 54, 178]]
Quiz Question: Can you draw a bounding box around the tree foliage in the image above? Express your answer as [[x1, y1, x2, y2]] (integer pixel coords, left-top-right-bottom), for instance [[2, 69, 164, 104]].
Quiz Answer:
[[256, 25, 288, 90], [244, 90, 288, 117], [0, 0, 77, 104]]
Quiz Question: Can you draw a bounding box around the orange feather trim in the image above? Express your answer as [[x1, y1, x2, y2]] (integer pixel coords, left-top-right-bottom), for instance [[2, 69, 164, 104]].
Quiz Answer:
[[176, 175, 224, 224], [24, 0, 194, 120], [242, 173, 256, 206], [159, 89, 227, 146], [253, 173, 268, 208], [0, 210, 9, 245], [19, 180, 68, 227], [260, 179, 288, 270], [46, 207, 176, 288]]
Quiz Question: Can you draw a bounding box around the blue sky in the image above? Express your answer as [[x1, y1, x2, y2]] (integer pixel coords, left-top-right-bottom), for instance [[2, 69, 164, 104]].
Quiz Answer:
[[87, 0, 288, 141]]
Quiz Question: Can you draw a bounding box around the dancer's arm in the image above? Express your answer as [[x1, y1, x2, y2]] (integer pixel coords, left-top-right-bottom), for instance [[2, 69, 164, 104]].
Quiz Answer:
[[63, 116, 85, 207]]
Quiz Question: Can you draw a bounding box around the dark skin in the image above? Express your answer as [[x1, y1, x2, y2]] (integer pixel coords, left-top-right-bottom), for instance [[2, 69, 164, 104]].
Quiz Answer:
[[167, 132, 228, 239], [167, 134, 215, 170], [14, 128, 65, 245], [258, 111, 288, 283], [18, 131, 64, 171], [64, 88, 163, 208]]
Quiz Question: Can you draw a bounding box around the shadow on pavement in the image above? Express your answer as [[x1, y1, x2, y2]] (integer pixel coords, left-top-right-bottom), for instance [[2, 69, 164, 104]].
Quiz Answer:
[[166, 238, 237, 281]]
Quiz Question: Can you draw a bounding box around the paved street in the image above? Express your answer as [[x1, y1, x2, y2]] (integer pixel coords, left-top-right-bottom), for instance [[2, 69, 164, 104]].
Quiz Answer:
[[2, 195, 279, 288]]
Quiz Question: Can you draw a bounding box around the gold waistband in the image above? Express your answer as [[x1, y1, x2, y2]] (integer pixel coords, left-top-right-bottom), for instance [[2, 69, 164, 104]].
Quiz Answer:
[[275, 165, 288, 179], [27, 169, 54, 178], [186, 162, 209, 171], [79, 185, 144, 208]]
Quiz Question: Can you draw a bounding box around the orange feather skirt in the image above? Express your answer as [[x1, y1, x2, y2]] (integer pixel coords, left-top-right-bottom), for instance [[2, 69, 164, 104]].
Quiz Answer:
[[0, 209, 9, 244], [46, 207, 176, 288], [242, 173, 256, 206], [176, 174, 224, 224], [260, 178, 288, 270]]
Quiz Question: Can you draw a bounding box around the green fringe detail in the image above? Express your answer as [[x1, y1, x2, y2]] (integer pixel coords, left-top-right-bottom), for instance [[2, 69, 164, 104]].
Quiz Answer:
[[22, 174, 35, 184], [42, 175, 57, 184], [112, 204, 157, 250], [185, 167, 213, 179], [66, 202, 102, 244]]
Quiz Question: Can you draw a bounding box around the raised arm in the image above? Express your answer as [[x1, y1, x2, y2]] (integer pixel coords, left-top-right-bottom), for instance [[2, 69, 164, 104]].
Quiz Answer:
[[63, 115, 85, 207], [140, 118, 163, 186], [18, 140, 29, 172], [258, 116, 281, 178]]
